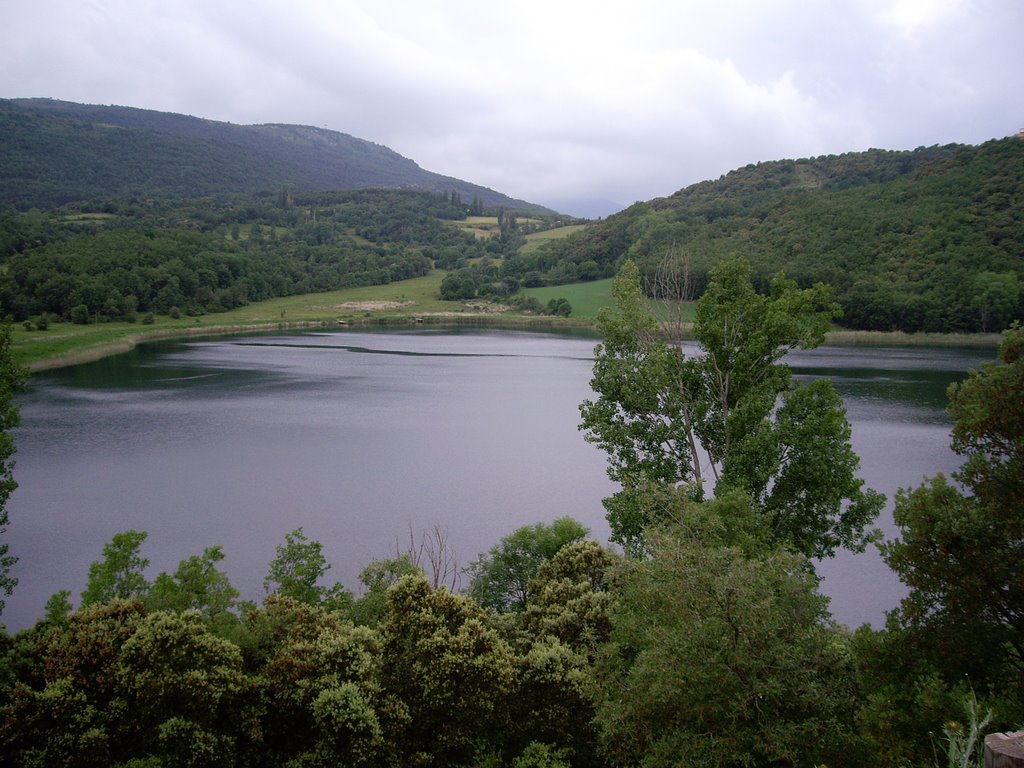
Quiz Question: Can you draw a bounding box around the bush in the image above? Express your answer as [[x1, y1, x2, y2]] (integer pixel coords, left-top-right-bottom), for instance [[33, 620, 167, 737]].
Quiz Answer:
[[70, 304, 90, 325], [546, 298, 572, 317]]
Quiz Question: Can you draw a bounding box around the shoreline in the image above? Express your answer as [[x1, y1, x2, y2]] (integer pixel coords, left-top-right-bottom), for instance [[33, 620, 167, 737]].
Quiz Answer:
[[25, 315, 1003, 374]]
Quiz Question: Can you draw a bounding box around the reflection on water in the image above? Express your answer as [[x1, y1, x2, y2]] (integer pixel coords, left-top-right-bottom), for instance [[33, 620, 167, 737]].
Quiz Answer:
[[4, 329, 993, 632]]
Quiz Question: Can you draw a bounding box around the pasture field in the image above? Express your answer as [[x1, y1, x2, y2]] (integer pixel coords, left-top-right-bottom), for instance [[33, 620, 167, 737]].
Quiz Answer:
[[522, 278, 616, 319], [450, 216, 500, 238], [520, 224, 588, 254], [12, 271, 482, 370]]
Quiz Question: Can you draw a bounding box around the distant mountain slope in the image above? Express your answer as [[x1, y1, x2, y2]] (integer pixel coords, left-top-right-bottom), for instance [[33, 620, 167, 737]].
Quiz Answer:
[[525, 138, 1024, 333], [0, 98, 549, 212]]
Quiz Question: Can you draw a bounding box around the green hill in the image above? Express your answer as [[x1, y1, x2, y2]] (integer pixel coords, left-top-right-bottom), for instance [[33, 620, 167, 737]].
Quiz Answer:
[[0, 98, 550, 213], [521, 139, 1024, 333]]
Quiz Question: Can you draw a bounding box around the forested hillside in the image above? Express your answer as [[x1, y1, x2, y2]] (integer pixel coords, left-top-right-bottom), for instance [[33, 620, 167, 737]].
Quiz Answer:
[[0, 99, 548, 212], [519, 138, 1024, 333], [0, 189, 559, 323]]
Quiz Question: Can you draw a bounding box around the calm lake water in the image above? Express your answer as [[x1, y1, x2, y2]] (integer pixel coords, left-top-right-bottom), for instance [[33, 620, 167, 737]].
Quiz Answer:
[[2, 328, 994, 632]]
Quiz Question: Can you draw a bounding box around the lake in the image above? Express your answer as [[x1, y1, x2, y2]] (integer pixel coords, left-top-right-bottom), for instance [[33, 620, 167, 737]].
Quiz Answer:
[[1, 327, 994, 632]]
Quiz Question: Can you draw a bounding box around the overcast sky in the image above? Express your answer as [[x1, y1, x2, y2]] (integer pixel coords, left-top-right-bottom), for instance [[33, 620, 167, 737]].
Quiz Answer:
[[2, 0, 1022, 216]]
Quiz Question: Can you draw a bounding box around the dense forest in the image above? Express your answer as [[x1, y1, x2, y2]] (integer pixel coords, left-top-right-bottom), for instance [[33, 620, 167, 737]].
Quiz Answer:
[[516, 137, 1024, 333], [0, 189, 572, 323], [0, 261, 1020, 767]]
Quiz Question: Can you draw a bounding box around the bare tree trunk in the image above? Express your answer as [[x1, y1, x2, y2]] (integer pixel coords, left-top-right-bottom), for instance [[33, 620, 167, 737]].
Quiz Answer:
[[400, 524, 460, 591]]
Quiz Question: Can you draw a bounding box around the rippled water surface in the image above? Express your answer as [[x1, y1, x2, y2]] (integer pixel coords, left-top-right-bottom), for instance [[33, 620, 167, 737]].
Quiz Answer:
[[3, 328, 993, 631]]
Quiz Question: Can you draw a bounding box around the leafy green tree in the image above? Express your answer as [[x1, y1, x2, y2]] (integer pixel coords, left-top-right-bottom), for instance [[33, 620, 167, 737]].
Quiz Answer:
[[348, 553, 422, 627], [146, 546, 245, 633], [264, 528, 352, 611], [466, 517, 589, 613], [505, 539, 618, 768], [380, 574, 516, 765], [971, 271, 1020, 332], [243, 600, 391, 767], [0, 600, 147, 764], [881, 325, 1024, 713], [581, 258, 882, 557], [114, 610, 249, 767], [42, 590, 73, 628], [546, 297, 572, 317], [521, 540, 618, 654], [69, 303, 90, 324], [591, 492, 868, 768], [79, 530, 151, 608], [0, 323, 26, 617]]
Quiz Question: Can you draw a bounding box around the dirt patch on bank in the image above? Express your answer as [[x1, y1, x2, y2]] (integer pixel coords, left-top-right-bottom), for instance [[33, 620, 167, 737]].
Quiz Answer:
[[334, 301, 415, 311]]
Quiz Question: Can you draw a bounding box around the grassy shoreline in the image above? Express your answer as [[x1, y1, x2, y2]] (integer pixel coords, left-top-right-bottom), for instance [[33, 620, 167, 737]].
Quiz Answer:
[[18, 315, 1002, 374], [14, 270, 1003, 373]]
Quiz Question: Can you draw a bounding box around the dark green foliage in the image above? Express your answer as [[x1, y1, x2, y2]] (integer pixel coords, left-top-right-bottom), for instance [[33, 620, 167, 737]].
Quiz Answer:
[[79, 530, 151, 609], [380, 574, 516, 765], [878, 325, 1024, 721], [146, 546, 246, 634], [347, 554, 422, 627], [264, 528, 352, 611], [466, 517, 590, 613], [0, 600, 248, 767], [0, 207, 436, 321], [546, 297, 572, 317], [0, 324, 26, 616], [541, 140, 1024, 332], [592, 493, 869, 768], [0, 99, 548, 213]]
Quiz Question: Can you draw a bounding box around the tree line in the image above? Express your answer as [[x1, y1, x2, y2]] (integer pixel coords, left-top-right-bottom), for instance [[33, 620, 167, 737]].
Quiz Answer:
[[0, 261, 1020, 766]]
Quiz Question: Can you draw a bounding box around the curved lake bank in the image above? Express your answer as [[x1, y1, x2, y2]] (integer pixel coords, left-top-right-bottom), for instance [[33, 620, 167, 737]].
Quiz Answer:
[[20, 316, 1001, 374], [4, 328, 994, 633]]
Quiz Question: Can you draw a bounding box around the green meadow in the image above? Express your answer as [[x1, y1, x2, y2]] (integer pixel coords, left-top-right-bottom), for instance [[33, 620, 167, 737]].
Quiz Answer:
[[523, 278, 699, 323], [520, 224, 588, 255]]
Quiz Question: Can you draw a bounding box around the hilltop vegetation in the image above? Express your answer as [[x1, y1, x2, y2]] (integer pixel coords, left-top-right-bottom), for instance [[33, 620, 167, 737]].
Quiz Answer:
[[0, 98, 549, 212], [523, 139, 1024, 333]]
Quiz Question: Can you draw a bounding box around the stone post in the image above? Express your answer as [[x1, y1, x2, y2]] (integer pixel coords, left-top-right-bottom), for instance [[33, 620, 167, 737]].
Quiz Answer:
[[985, 731, 1024, 768]]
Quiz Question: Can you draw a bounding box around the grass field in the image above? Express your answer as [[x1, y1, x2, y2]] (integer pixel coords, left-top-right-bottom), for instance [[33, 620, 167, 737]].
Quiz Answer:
[[12, 271, 490, 370], [523, 278, 698, 324], [523, 279, 615, 319], [520, 224, 588, 255], [450, 216, 499, 239]]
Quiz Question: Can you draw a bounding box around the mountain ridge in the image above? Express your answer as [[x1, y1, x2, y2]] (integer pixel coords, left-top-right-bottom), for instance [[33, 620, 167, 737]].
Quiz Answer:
[[0, 98, 551, 213]]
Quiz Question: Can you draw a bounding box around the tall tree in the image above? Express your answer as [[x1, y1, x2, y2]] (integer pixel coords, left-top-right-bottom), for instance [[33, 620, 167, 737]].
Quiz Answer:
[[0, 323, 26, 617], [264, 527, 352, 611], [147, 545, 245, 632], [591, 493, 869, 768], [380, 574, 516, 765], [80, 529, 152, 608], [581, 257, 882, 557]]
